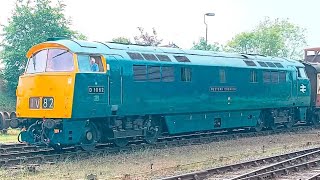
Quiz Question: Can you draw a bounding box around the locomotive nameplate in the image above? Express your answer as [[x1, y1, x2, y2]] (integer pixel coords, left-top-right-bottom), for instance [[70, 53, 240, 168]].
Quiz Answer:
[[210, 86, 237, 92], [88, 86, 105, 94]]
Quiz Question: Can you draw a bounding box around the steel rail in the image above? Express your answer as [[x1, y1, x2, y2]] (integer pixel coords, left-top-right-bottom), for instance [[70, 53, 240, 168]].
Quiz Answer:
[[307, 172, 320, 180], [0, 125, 317, 168], [158, 146, 320, 180], [237, 158, 320, 180], [231, 149, 320, 179]]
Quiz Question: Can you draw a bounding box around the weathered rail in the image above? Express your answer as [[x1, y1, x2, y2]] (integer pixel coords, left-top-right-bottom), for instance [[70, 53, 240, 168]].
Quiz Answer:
[[307, 171, 320, 180], [230, 149, 320, 180], [158, 146, 320, 180]]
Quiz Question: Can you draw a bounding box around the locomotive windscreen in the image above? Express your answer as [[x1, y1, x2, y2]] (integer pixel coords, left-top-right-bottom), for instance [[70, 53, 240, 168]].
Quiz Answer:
[[26, 48, 74, 73]]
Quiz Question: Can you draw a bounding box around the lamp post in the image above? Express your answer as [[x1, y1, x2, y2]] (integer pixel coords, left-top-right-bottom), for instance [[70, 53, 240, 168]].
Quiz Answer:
[[204, 12, 215, 44]]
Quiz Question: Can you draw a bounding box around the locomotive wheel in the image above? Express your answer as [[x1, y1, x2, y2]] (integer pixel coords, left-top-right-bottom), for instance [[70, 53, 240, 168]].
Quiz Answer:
[[285, 121, 294, 129], [254, 119, 264, 132], [51, 144, 63, 152], [114, 138, 129, 147], [80, 122, 99, 151], [269, 123, 278, 131], [311, 115, 320, 125], [144, 118, 162, 144]]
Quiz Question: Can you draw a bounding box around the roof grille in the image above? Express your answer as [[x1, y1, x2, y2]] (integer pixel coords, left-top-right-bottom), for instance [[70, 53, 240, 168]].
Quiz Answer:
[[141, 53, 158, 61], [174, 55, 190, 62], [244, 60, 256, 66], [274, 62, 284, 68], [265, 62, 276, 67], [127, 52, 144, 60], [257, 61, 268, 67]]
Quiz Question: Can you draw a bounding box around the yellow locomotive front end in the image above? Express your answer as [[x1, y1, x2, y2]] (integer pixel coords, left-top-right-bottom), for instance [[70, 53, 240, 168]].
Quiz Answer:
[[16, 43, 76, 119], [13, 39, 109, 150]]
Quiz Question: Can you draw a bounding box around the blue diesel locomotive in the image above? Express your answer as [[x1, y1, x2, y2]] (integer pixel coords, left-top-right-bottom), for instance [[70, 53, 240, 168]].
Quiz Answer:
[[11, 38, 316, 150]]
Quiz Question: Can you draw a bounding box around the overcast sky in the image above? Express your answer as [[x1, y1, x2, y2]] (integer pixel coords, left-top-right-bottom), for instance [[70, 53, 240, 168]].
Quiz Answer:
[[0, 0, 319, 49]]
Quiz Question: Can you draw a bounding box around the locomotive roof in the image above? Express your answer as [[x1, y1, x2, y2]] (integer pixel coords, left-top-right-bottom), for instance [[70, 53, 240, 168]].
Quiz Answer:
[[27, 38, 305, 69]]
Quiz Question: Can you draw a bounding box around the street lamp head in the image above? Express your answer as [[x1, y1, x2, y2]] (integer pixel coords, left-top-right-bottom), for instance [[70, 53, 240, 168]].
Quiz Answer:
[[205, 13, 215, 16]]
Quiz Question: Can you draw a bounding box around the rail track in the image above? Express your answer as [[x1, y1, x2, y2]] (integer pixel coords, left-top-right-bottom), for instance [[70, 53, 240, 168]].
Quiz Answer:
[[0, 124, 318, 170], [159, 142, 320, 180]]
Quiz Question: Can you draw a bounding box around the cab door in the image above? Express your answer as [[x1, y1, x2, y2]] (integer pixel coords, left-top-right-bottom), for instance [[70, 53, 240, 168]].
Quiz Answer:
[[288, 65, 298, 101], [107, 56, 123, 106], [296, 66, 310, 103]]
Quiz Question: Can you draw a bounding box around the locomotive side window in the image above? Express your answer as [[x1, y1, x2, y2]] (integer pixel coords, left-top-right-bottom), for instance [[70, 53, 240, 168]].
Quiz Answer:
[[219, 69, 226, 83], [181, 67, 192, 82], [78, 55, 104, 72], [297, 67, 307, 78], [250, 70, 257, 83], [90, 56, 104, 72]]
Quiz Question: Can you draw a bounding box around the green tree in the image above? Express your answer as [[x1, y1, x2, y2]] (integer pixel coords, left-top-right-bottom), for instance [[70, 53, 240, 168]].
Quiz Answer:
[[112, 37, 132, 44], [192, 37, 222, 51], [226, 17, 307, 60], [133, 27, 163, 46], [0, 0, 85, 95]]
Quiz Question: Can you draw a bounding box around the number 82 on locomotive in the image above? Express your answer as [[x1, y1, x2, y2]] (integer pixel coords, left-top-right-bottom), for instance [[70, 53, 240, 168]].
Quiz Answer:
[[29, 97, 54, 109]]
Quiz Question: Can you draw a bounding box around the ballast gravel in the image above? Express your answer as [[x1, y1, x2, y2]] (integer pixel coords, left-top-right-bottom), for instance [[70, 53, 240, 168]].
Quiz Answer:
[[1, 129, 320, 180]]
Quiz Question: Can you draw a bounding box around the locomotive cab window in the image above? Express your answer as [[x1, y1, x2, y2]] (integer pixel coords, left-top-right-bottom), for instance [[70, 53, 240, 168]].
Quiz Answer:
[[26, 48, 74, 73], [297, 67, 307, 79], [77, 55, 104, 72]]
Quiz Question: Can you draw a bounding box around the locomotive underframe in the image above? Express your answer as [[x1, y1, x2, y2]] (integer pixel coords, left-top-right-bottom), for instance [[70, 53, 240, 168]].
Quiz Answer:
[[17, 106, 311, 150]]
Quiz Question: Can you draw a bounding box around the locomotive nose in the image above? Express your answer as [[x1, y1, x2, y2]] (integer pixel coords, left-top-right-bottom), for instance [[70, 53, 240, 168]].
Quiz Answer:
[[16, 74, 74, 119]]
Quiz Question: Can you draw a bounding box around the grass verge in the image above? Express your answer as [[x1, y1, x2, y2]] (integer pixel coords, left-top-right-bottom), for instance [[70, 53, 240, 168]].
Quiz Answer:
[[0, 129, 19, 143]]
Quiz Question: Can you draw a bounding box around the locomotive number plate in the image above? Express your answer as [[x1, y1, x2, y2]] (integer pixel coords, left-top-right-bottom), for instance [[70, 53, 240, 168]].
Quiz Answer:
[[42, 97, 54, 109], [29, 97, 40, 109], [29, 97, 54, 109], [88, 86, 105, 94]]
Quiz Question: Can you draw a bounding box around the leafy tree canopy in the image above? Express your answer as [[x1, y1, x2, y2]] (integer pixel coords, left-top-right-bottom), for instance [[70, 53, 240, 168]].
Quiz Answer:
[[0, 0, 86, 95], [192, 37, 222, 51], [226, 17, 307, 60], [112, 37, 132, 44], [133, 27, 163, 46]]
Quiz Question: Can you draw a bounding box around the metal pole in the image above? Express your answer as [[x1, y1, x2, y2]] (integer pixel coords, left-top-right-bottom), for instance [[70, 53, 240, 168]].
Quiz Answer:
[[204, 14, 208, 44], [203, 13, 215, 47]]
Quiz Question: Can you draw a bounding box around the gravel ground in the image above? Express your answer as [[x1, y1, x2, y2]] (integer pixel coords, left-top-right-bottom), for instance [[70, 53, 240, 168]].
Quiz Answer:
[[1, 130, 320, 180]]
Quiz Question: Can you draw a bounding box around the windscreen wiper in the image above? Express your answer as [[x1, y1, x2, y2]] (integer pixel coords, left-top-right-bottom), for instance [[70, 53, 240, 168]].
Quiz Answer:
[[52, 50, 69, 59]]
